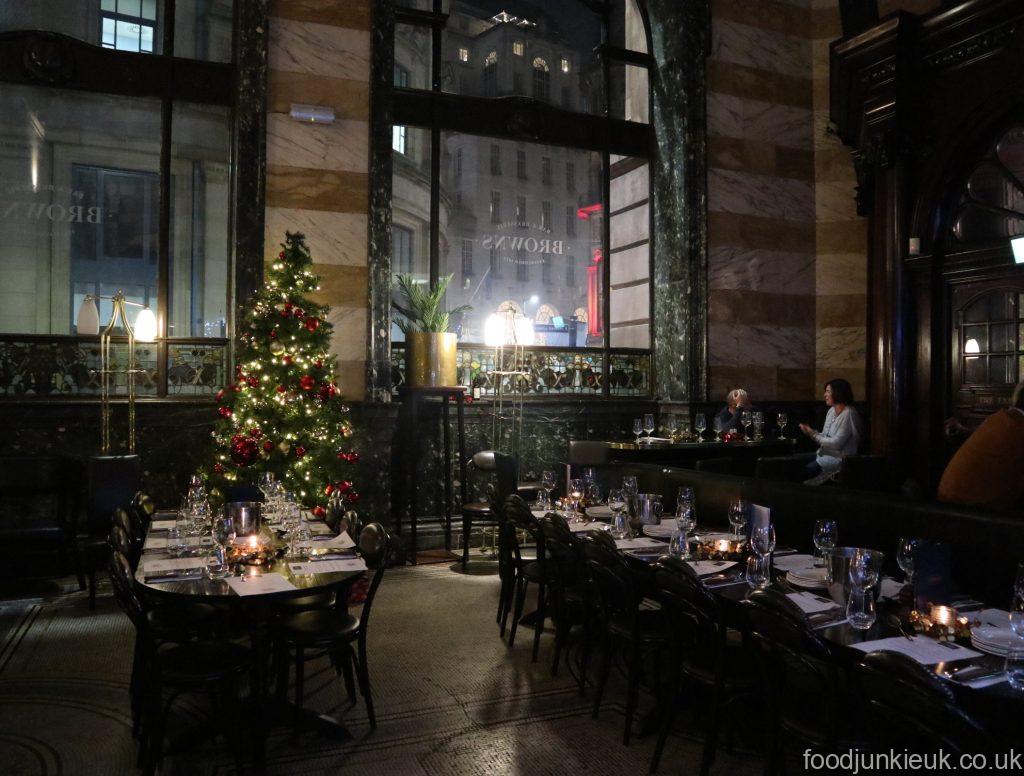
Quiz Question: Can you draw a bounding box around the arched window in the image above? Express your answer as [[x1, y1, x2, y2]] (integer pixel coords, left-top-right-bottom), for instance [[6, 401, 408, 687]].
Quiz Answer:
[[390, 0, 653, 396]]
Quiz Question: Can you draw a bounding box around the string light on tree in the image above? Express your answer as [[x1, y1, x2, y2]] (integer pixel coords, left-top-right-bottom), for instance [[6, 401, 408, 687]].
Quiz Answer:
[[204, 232, 360, 515]]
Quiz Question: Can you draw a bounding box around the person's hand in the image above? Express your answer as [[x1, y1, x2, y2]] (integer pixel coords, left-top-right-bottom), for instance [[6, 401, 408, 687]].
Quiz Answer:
[[798, 423, 813, 437]]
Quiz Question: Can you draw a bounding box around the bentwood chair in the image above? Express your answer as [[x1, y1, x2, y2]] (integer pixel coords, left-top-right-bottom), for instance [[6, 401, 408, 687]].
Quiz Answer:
[[273, 523, 391, 729], [746, 589, 863, 774], [854, 651, 992, 753], [538, 513, 591, 677], [585, 534, 667, 746], [504, 496, 554, 662], [108, 551, 249, 773], [461, 450, 517, 570], [649, 557, 757, 775]]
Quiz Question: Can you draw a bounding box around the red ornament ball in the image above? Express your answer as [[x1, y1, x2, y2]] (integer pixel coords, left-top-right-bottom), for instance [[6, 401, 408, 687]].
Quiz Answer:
[[293, 307, 305, 319], [218, 406, 233, 418], [347, 492, 360, 504], [338, 480, 352, 493], [294, 445, 307, 458], [299, 375, 316, 391], [304, 317, 320, 332], [276, 385, 286, 393], [230, 438, 259, 466], [247, 376, 258, 387], [278, 251, 285, 259], [216, 389, 225, 402], [269, 330, 277, 340], [249, 427, 262, 439], [230, 383, 241, 393], [283, 355, 293, 365], [214, 463, 224, 474], [315, 359, 323, 369], [263, 440, 273, 452], [312, 506, 326, 518], [324, 483, 334, 495]]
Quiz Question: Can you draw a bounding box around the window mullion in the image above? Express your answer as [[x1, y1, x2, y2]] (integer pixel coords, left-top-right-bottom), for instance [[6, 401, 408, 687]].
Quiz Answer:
[[156, 1, 175, 397]]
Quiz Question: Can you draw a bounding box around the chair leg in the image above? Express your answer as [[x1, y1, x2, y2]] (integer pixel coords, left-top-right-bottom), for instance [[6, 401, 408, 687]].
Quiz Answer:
[[650, 679, 680, 773], [531, 582, 547, 663], [578, 609, 594, 695], [293, 648, 305, 730], [591, 635, 614, 719], [499, 570, 516, 637], [339, 645, 357, 703], [274, 643, 290, 702], [508, 577, 528, 648], [699, 680, 723, 776], [70, 540, 86, 591], [356, 638, 376, 730], [462, 514, 471, 570], [623, 640, 642, 745]]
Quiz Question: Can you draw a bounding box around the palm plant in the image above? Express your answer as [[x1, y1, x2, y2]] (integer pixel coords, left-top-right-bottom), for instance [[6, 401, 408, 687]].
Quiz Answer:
[[392, 273, 471, 335]]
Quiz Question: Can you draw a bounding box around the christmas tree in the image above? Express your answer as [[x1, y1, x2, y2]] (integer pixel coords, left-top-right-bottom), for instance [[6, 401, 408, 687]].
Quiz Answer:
[[206, 232, 359, 517]]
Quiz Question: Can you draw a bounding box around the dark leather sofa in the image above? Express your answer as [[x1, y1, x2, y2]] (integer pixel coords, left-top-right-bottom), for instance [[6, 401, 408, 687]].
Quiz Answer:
[[607, 462, 1024, 608]]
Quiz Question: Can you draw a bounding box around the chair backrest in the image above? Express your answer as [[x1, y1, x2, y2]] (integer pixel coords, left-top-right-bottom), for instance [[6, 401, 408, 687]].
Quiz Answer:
[[356, 522, 392, 633], [111, 510, 141, 566], [470, 451, 518, 503], [581, 533, 640, 621], [746, 588, 843, 743], [108, 524, 136, 568], [695, 457, 733, 475], [86, 455, 141, 536], [539, 514, 582, 588], [108, 549, 148, 637], [652, 556, 726, 658], [855, 651, 992, 753]]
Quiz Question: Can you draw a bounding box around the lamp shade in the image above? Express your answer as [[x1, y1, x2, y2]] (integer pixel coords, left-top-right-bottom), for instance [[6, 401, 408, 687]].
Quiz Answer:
[[484, 313, 507, 347], [514, 316, 534, 346], [77, 297, 99, 335], [134, 307, 158, 342]]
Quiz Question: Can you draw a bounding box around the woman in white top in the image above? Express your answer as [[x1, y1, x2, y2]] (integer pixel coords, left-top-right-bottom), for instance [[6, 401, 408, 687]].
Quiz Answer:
[[798, 378, 862, 484]]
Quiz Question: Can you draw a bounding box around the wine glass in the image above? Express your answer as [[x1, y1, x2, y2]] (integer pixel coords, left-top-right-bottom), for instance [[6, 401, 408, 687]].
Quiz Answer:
[[568, 478, 585, 514], [607, 488, 626, 522], [813, 519, 838, 567], [166, 527, 187, 559], [632, 418, 643, 445], [643, 413, 656, 441], [728, 498, 748, 538], [669, 522, 689, 559], [694, 413, 707, 442], [664, 414, 678, 442], [677, 485, 694, 510], [1007, 565, 1024, 690], [897, 537, 919, 584], [740, 410, 753, 442], [750, 523, 776, 558], [753, 411, 763, 441], [213, 516, 235, 548], [540, 470, 556, 502], [675, 501, 696, 534], [847, 550, 879, 630], [713, 416, 725, 442], [777, 412, 788, 439]]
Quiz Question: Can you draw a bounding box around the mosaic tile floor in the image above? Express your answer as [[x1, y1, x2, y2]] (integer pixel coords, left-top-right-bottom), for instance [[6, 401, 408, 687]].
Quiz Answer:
[[0, 564, 763, 775]]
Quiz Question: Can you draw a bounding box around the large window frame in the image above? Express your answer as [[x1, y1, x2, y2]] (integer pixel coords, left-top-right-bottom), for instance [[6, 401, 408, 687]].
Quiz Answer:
[[0, 0, 252, 401], [390, 0, 655, 399]]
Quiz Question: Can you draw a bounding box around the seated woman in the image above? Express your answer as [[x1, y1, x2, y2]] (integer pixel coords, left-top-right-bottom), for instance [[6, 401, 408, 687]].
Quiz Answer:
[[937, 381, 1024, 510], [798, 378, 862, 485], [715, 388, 755, 433]]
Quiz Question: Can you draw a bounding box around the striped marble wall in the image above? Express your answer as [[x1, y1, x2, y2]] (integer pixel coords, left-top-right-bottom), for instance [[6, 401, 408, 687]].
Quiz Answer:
[[265, 0, 371, 399]]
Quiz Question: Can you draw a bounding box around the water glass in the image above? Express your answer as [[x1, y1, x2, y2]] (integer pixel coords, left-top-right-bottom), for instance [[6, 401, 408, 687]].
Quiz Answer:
[[568, 478, 585, 511], [613, 509, 631, 540], [668, 526, 689, 559], [205, 547, 230, 580], [728, 498, 748, 538], [607, 488, 626, 522], [665, 414, 678, 441], [212, 517, 235, 548], [651, 495, 663, 523], [741, 410, 753, 441], [713, 416, 724, 441], [694, 413, 707, 441], [535, 488, 550, 511], [582, 467, 597, 484], [676, 503, 696, 535], [1005, 637, 1024, 691], [897, 537, 919, 583], [621, 476, 638, 497], [586, 481, 602, 505], [846, 586, 877, 630], [750, 523, 776, 558], [745, 555, 770, 590], [777, 412, 788, 438], [632, 418, 643, 444], [643, 413, 656, 439], [753, 411, 763, 440], [166, 527, 187, 558], [813, 519, 838, 566], [540, 470, 557, 498], [677, 486, 694, 510]]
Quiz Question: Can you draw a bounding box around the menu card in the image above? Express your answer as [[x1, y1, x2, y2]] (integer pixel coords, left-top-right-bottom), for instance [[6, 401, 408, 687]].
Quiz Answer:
[[150, 520, 176, 531], [687, 560, 737, 577], [307, 521, 335, 536], [786, 591, 839, 615], [850, 636, 981, 665], [298, 530, 355, 550], [569, 521, 609, 534], [290, 558, 368, 575], [750, 504, 770, 532], [225, 574, 297, 596], [143, 557, 207, 574]]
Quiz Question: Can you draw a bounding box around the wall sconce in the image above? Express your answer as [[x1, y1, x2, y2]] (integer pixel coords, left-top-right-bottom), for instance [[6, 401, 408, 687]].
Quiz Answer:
[[1011, 235, 1024, 264], [77, 291, 158, 454], [289, 103, 335, 124]]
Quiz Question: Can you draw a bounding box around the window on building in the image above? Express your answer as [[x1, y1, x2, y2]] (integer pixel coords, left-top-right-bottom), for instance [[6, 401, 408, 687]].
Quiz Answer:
[[392, 0, 654, 370], [490, 191, 502, 223], [393, 124, 408, 154], [394, 64, 410, 88], [532, 58, 550, 102], [461, 238, 474, 276], [393, 225, 414, 275], [459, 47, 469, 62], [0, 1, 240, 398], [490, 144, 502, 176]]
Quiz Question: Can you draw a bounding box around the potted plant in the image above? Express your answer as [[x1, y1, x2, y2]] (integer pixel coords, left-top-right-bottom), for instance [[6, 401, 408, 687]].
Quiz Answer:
[[392, 273, 470, 388]]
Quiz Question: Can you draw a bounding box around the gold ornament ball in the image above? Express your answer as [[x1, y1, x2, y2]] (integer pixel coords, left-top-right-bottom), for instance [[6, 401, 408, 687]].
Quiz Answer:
[[278, 441, 291, 454], [270, 340, 286, 356]]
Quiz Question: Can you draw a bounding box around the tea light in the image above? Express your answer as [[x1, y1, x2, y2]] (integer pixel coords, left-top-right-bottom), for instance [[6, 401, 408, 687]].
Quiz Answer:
[[716, 539, 732, 553], [931, 605, 957, 627]]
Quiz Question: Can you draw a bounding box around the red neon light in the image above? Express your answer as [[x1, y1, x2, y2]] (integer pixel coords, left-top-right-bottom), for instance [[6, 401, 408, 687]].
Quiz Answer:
[[576, 203, 603, 220], [586, 264, 602, 337]]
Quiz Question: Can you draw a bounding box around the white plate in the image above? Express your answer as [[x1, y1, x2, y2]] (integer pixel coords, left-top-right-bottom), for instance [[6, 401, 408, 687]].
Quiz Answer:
[[643, 523, 676, 538], [970, 626, 1016, 656], [786, 569, 828, 589], [586, 505, 614, 519]]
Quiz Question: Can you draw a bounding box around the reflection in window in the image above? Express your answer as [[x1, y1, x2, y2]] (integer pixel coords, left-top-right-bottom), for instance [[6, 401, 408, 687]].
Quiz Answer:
[[459, 47, 469, 62], [101, 0, 157, 53], [532, 57, 550, 101], [541, 157, 551, 186], [516, 196, 527, 227], [393, 124, 408, 154], [517, 150, 527, 179], [490, 144, 502, 176], [393, 226, 414, 275], [462, 238, 474, 277], [490, 191, 502, 223]]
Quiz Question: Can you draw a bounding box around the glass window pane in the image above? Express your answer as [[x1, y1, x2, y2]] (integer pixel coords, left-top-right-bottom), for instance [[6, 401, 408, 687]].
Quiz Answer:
[[175, 0, 235, 63], [396, 24, 432, 90], [964, 356, 985, 383], [442, 0, 604, 114], [609, 157, 650, 347], [989, 356, 1015, 384], [609, 0, 648, 53], [438, 132, 602, 346], [392, 127, 432, 342], [963, 325, 987, 353], [168, 102, 231, 338], [609, 62, 649, 124], [991, 323, 1015, 352], [0, 85, 162, 335], [115, 19, 143, 51], [0, 1, 164, 53]]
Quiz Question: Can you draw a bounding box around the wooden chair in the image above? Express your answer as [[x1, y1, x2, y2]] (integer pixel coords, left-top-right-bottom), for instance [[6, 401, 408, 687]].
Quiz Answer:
[[461, 450, 517, 570]]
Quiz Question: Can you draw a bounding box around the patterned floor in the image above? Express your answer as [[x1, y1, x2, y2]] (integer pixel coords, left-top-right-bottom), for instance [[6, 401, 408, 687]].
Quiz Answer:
[[0, 563, 763, 775]]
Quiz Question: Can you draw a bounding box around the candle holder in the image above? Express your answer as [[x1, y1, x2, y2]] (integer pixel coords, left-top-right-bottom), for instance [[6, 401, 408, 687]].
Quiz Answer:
[[693, 537, 748, 562], [228, 532, 280, 566], [907, 606, 972, 641]]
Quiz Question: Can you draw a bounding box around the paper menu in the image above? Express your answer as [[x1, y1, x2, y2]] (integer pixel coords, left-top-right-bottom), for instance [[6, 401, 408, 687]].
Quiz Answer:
[[750, 504, 771, 531], [687, 560, 738, 577], [225, 574, 297, 596], [850, 636, 981, 665], [773, 554, 817, 572], [150, 520, 176, 530], [307, 521, 334, 536], [143, 557, 207, 573], [290, 558, 368, 575], [302, 530, 355, 549], [786, 591, 838, 615]]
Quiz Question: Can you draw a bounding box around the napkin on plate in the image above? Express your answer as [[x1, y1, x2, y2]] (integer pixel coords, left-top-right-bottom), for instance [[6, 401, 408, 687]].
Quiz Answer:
[[786, 591, 839, 615]]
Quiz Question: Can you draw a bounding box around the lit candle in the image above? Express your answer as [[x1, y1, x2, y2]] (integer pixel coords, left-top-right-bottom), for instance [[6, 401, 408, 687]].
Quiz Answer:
[[716, 539, 731, 553], [930, 605, 956, 627]]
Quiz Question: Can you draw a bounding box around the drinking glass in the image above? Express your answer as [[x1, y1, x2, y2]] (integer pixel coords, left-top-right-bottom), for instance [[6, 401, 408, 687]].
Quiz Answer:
[[632, 418, 643, 445], [613, 509, 631, 540], [897, 537, 919, 583], [679, 418, 691, 441], [677, 486, 694, 509], [259, 472, 276, 499], [665, 415, 678, 441], [728, 498, 748, 538], [540, 470, 557, 502], [535, 488, 550, 511], [712, 416, 724, 442], [746, 555, 770, 589], [813, 520, 838, 566], [751, 523, 776, 558], [753, 411, 764, 441], [205, 547, 230, 580], [568, 478, 585, 512], [846, 587, 877, 630], [582, 467, 597, 484], [213, 517, 235, 548], [694, 413, 707, 442], [643, 413, 656, 440], [607, 488, 626, 524], [1007, 577, 1024, 690], [669, 525, 689, 559], [676, 502, 696, 535], [777, 412, 788, 439], [741, 410, 753, 441], [586, 481, 603, 505], [166, 527, 187, 559], [622, 476, 638, 497]]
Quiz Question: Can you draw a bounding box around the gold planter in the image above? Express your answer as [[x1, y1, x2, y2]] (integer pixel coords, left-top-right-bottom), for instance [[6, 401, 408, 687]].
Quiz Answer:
[[407, 332, 458, 388]]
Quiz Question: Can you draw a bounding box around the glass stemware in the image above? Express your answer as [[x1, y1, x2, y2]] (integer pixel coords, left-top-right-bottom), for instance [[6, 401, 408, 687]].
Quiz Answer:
[[213, 516, 235, 548], [664, 414, 678, 442], [694, 413, 707, 442], [728, 498, 748, 538], [847, 550, 879, 630], [568, 478, 585, 513], [540, 470, 557, 504], [643, 413, 656, 441], [750, 523, 776, 558], [897, 537, 919, 584], [712, 416, 724, 442], [740, 410, 753, 442], [621, 476, 638, 498], [813, 519, 838, 566], [752, 411, 763, 441], [632, 418, 643, 445], [1007, 569, 1024, 690], [607, 488, 627, 526], [777, 412, 788, 439]]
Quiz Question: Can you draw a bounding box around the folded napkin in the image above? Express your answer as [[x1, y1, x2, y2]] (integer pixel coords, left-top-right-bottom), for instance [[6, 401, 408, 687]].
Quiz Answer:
[[879, 577, 906, 599], [851, 636, 981, 665], [307, 522, 335, 536], [569, 521, 609, 534], [143, 557, 207, 575], [150, 520, 176, 531], [786, 591, 838, 615], [225, 574, 296, 596], [297, 530, 355, 550], [687, 560, 737, 577], [290, 558, 368, 575]]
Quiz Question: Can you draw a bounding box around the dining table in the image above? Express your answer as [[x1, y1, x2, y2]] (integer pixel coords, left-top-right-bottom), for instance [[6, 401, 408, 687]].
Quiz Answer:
[[136, 510, 367, 771], [603, 438, 799, 476], [551, 507, 1024, 747]]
